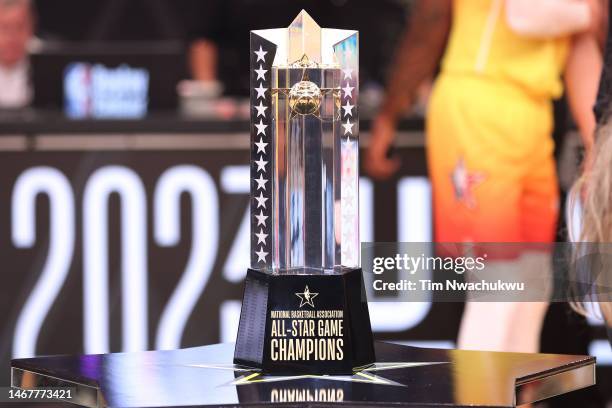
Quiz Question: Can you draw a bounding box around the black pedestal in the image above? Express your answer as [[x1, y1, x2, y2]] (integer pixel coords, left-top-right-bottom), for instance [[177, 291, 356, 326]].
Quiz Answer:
[[234, 267, 375, 375]]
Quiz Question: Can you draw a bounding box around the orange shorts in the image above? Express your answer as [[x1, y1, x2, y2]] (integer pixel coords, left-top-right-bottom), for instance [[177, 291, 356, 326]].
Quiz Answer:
[[426, 74, 559, 243]]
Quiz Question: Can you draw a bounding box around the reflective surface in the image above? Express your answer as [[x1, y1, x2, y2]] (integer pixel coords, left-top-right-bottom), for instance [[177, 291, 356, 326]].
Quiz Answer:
[[250, 11, 360, 272], [271, 60, 342, 270], [12, 342, 595, 407]]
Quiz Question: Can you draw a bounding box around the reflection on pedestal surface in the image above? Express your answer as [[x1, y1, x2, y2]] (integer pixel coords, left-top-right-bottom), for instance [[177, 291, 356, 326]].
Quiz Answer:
[[11, 342, 595, 407]]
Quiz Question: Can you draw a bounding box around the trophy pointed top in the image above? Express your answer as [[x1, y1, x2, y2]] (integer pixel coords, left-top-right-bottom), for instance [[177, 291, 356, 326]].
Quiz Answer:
[[289, 10, 320, 31], [288, 10, 322, 64], [252, 11, 356, 67]]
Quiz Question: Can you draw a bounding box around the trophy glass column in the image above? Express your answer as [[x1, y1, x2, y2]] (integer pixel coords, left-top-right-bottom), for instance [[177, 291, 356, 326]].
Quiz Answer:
[[234, 11, 375, 375]]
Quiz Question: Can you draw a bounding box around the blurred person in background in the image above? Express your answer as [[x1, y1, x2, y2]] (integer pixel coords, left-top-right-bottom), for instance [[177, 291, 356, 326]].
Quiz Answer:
[[367, 0, 604, 353], [34, 0, 183, 42], [184, 0, 332, 96], [184, 0, 407, 97], [571, 116, 612, 346], [0, 0, 34, 108], [571, 0, 612, 346]]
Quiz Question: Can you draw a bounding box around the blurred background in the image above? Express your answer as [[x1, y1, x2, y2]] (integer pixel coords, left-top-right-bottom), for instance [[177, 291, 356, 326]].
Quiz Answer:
[[0, 0, 610, 406]]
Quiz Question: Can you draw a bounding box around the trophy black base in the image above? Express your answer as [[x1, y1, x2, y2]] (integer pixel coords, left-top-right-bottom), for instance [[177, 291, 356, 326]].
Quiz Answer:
[[233, 267, 375, 375]]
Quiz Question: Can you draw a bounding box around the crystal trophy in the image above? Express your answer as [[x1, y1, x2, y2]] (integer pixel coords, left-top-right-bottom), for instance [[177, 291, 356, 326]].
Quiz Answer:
[[234, 11, 375, 375]]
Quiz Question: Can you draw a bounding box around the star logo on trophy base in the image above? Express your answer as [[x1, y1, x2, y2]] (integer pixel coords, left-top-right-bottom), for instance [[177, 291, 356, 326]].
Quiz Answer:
[[295, 285, 318, 308]]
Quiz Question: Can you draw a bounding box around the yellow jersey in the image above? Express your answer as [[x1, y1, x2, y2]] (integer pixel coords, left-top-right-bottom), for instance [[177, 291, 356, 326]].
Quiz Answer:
[[441, 0, 570, 100]]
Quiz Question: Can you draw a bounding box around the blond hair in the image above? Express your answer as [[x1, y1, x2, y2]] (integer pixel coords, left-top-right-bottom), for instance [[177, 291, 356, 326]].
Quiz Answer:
[[569, 120, 612, 324]]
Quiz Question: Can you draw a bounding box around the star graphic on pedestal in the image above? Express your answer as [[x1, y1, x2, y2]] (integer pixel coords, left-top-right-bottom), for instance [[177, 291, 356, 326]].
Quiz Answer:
[[254, 46, 267, 62], [342, 119, 354, 135], [295, 285, 318, 308], [255, 138, 268, 154], [342, 83, 354, 99], [254, 101, 268, 118], [254, 83, 267, 99], [342, 101, 354, 117], [254, 156, 267, 172], [342, 68, 353, 80], [255, 210, 268, 227], [255, 229, 268, 245], [217, 361, 446, 387], [254, 191, 268, 208], [255, 65, 268, 81], [186, 360, 446, 389], [255, 119, 268, 135]]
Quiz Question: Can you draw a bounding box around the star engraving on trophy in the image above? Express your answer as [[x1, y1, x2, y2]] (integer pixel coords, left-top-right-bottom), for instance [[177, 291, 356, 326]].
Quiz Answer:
[[254, 101, 268, 118], [255, 65, 268, 81], [255, 229, 268, 245], [342, 207, 357, 222], [255, 138, 268, 154], [255, 247, 268, 262], [342, 227, 355, 240], [255, 174, 268, 190], [343, 135, 354, 149], [255, 191, 268, 209], [295, 285, 318, 308], [342, 119, 354, 135], [342, 225, 355, 241], [342, 206, 355, 226], [254, 83, 267, 99], [342, 101, 354, 117], [255, 119, 268, 135], [254, 45, 268, 62], [342, 82, 354, 99], [343, 193, 355, 212], [343, 183, 355, 200], [254, 156, 268, 172], [341, 125, 358, 266], [345, 163, 356, 180], [255, 210, 268, 227]]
